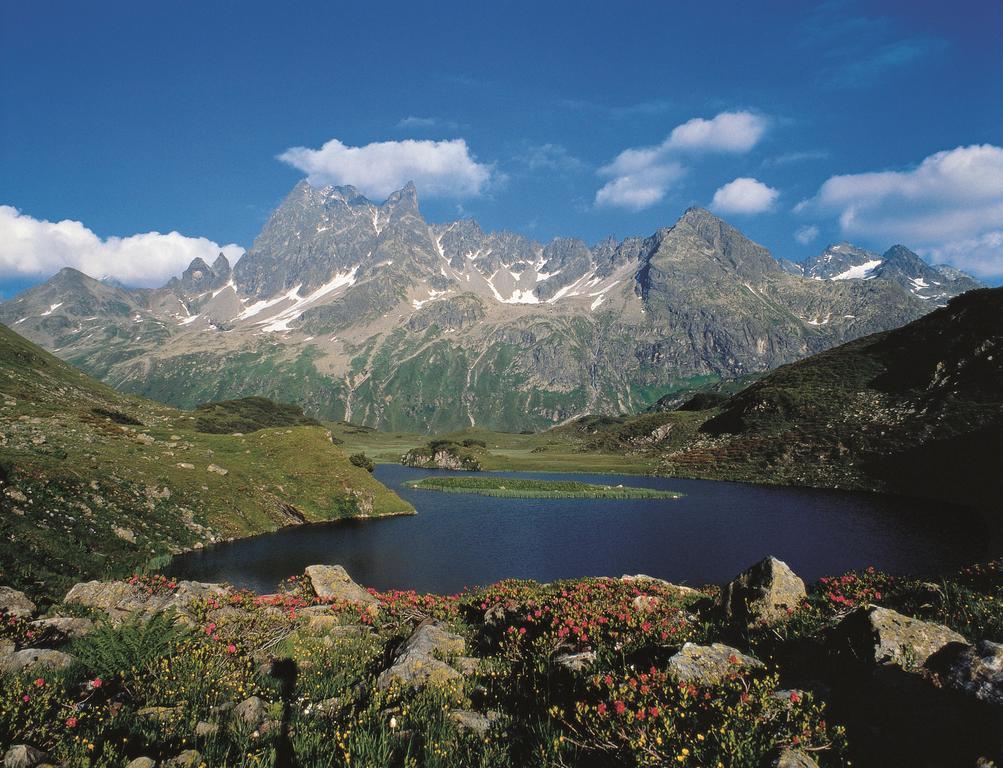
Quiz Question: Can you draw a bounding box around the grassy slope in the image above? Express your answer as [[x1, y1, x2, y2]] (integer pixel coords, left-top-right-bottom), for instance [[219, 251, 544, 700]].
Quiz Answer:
[[0, 323, 412, 602], [406, 476, 682, 498]]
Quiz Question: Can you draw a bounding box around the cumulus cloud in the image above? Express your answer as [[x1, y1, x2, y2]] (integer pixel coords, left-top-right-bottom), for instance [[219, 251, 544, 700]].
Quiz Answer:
[[922, 231, 1003, 280], [798, 144, 1003, 277], [278, 137, 492, 200], [595, 111, 768, 210], [710, 177, 779, 215], [0, 205, 244, 287], [795, 225, 820, 245], [516, 143, 587, 172]]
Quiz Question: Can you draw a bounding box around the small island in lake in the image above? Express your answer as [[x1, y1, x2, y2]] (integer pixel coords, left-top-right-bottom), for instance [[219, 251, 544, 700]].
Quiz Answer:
[[406, 476, 683, 499]]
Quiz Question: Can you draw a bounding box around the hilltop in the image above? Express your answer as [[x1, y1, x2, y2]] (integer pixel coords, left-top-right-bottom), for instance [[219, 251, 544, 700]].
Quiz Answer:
[[0, 323, 412, 603]]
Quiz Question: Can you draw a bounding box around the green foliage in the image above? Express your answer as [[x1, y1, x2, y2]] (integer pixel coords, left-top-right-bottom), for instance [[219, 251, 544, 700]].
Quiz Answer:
[[407, 476, 683, 499], [193, 395, 320, 434], [71, 612, 188, 680], [349, 452, 375, 472]]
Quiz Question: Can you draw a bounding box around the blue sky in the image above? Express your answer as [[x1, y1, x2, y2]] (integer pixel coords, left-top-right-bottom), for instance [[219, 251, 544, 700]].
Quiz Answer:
[[2, 0, 1002, 297]]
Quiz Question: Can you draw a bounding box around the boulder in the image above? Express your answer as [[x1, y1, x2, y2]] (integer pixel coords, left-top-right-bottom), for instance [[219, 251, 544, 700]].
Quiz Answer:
[[927, 640, 1003, 706], [124, 759, 155, 768], [195, 721, 219, 737], [0, 587, 36, 618], [64, 579, 228, 622], [718, 556, 805, 626], [621, 575, 700, 599], [29, 616, 95, 639], [833, 606, 967, 668], [377, 622, 466, 690], [234, 695, 268, 727], [164, 751, 202, 767], [450, 709, 499, 736], [554, 651, 597, 674], [666, 643, 764, 685], [304, 565, 378, 605], [0, 649, 75, 675], [631, 595, 661, 613], [771, 748, 820, 768], [3, 745, 50, 768]]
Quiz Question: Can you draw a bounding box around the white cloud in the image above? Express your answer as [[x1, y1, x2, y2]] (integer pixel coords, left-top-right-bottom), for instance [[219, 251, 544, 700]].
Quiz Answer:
[[710, 177, 779, 215], [396, 116, 463, 132], [595, 110, 768, 210], [278, 137, 492, 200], [921, 231, 1003, 279], [0, 205, 244, 287], [795, 225, 820, 245], [799, 144, 1003, 277]]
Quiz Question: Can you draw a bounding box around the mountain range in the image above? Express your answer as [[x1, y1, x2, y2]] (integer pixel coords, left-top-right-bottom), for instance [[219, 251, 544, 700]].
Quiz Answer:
[[0, 181, 983, 432]]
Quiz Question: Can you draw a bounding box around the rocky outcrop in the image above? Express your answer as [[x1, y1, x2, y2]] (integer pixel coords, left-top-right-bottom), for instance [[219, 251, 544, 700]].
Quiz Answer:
[[666, 642, 764, 685], [0, 586, 35, 618], [401, 446, 481, 471], [3, 745, 51, 768], [927, 640, 1003, 706], [304, 565, 378, 605], [832, 606, 967, 668], [718, 556, 806, 626], [29, 616, 95, 639], [377, 622, 466, 690], [771, 748, 820, 768], [0, 648, 75, 674], [64, 579, 229, 622]]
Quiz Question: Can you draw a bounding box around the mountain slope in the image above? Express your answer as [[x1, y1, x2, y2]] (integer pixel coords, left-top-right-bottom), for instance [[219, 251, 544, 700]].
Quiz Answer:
[[0, 323, 411, 602], [0, 183, 983, 433], [653, 287, 1003, 509]]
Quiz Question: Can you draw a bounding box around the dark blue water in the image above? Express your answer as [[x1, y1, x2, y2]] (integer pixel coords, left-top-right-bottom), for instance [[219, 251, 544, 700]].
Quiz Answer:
[[167, 465, 992, 594]]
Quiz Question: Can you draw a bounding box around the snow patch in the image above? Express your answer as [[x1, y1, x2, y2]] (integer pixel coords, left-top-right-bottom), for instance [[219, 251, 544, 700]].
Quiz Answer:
[[831, 259, 883, 281], [40, 302, 63, 316]]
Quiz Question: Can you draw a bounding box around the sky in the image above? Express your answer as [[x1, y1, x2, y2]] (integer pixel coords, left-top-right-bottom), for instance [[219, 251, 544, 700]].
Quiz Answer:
[[2, 0, 1002, 298]]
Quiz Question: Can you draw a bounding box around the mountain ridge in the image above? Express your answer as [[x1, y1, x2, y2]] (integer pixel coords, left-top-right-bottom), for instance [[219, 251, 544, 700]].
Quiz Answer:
[[0, 182, 984, 432]]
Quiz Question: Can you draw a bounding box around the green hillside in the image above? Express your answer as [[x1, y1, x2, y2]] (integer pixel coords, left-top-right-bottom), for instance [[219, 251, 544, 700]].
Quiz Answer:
[[0, 323, 412, 603]]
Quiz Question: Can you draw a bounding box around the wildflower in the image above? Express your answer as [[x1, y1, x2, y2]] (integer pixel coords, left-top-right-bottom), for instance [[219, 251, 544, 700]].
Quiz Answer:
[[33, 678, 45, 687], [789, 691, 801, 704], [66, 716, 78, 728], [597, 702, 607, 716], [227, 643, 237, 654], [90, 677, 103, 688], [613, 700, 626, 715]]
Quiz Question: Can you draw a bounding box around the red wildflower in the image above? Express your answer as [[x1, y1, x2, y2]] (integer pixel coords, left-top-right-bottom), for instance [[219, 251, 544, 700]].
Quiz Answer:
[[66, 716, 77, 728]]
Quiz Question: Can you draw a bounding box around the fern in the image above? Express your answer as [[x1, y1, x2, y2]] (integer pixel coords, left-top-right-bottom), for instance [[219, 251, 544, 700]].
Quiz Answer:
[[71, 611, 188, 679]]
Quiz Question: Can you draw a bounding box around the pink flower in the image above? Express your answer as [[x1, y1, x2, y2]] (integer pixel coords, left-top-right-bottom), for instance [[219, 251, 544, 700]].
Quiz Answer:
[[91, 677, 103, 688], [226, 643, 237, 654], [66, 716, 78, 728], [613, 700, 626, 715], [33, 678, 45, 687]]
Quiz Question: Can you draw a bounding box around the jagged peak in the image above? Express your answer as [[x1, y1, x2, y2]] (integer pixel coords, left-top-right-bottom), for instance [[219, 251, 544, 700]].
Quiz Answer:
[[383, 181, 419, 212], [184, 256, 212, 273], [212, 252, 231, 275]]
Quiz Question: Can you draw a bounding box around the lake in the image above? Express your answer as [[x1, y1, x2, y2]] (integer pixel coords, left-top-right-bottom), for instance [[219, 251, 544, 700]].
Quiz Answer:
[[167, 464, 993, 594]]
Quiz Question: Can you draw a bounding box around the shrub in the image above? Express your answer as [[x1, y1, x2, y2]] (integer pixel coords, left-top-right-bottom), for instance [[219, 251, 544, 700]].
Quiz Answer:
[[349, 452, 376, 472]]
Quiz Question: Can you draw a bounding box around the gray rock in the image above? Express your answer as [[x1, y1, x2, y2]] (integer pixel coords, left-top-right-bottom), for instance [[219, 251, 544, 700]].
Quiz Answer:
[[927, 639, 1003, 706], [3, 745, 50, 768], [718, 556, 806, 626], [195, 720, 219, 736], [234, 695, 268, 727], [666, 642, 764, 685], [29, 616, 95, 639], [771, 748, 820, 768], [0, 649, 75, 674], [304, 565, 378, 605], [164, 751, 202, 767], [64, 579, 228, 622], [450, 709, 499, 736], [125, 759, 156, 768], [554, 651, 597, 674], [834, 606, 967, 668], [0, 586, 36, 618], [137, 705, 181, 722], [621, 575, 700, 599], [377, 622, 466, 690]]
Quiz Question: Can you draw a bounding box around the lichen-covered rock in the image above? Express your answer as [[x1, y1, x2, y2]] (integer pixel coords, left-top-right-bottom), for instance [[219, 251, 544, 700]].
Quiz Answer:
[[0, 649, 75, 675], [234, 695, 268, 727], [377, 622, 466, 690], [771, 748, 820, 768], [718, 556, 806, 626], [29, 616, 95, 639], [927, 639, 1003, 706], [666, 642, 764, 685], [124, 758, 155, 768], [834, 606, 967, 668], [554, 651, 597, 674], [304, 565, 378, 605], [64, 579, 228, 622], [164, 750, 202, 767], [0, 586, 36, 618], [450, 710, 499, 736], [3, 745, 50, 768]]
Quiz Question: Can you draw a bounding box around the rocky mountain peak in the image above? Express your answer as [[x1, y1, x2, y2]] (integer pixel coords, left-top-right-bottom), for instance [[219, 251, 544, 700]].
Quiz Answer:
[[212, 252, 231, 276], [382, 181, 420, 215]]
